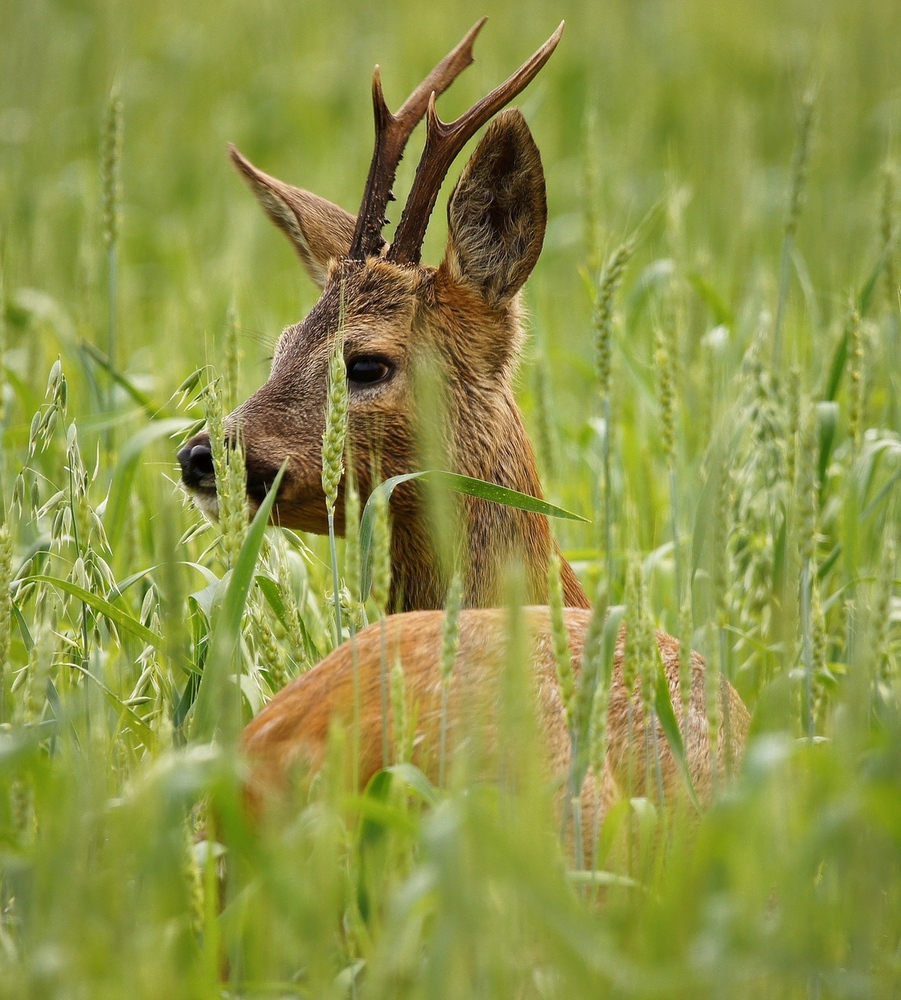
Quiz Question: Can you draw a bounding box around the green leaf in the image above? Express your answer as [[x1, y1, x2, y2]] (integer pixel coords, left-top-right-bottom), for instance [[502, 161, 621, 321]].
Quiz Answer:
[[104, 418, 195, 549], [359, 470, 588, 599], [816, 401, 839, 487], [653, 653, 701, 812], [817, 544, 842, 580], [68, 661, 157, 750], [567, 869, 641, 889], [255, 574, 321, 662], [81, 340, 165, 418], [857, 244, 890, 317], [685, 271, 734, 327], [357, 770, 402, 846], [861, 463, 901, 521], [772, 506, 787, 596], [356, 766, 435, 846], [173, 673, 202, 735], [12, 602, 34, 652], [190, 463, 287, 742], [823, 326, 848, 403], [385, 762, 439, 806], [569, 604, 625, 797], [107, 560, 219, 602], [25, 575, 165, 650]]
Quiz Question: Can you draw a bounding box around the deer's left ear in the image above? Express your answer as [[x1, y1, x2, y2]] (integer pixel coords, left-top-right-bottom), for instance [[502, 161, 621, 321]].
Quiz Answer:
[[443, 109, 547, 309]]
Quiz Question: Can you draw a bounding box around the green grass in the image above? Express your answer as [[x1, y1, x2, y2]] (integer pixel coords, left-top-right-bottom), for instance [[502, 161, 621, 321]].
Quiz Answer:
[[2, 0, 901, 996]]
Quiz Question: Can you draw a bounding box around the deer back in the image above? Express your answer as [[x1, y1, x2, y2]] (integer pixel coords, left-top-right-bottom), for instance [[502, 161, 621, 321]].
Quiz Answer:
[[242, 609, 751, 839]]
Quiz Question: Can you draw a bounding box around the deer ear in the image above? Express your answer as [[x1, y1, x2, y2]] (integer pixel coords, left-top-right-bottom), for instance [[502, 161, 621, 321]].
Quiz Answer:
[[230, 145, 356, 289], [443, 109, 547, 309]]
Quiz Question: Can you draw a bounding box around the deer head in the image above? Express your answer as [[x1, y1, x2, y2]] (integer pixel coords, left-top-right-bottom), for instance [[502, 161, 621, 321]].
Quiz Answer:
[[178, 20, 587, 612]]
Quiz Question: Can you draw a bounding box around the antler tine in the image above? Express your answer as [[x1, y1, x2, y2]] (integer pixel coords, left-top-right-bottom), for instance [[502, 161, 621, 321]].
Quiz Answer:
[[349, 17, 488, 260], [387, 22, 564, 266]]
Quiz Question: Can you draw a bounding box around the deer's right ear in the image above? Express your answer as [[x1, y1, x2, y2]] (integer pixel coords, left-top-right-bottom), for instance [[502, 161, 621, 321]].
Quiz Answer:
[[230, 145, 356, 289]]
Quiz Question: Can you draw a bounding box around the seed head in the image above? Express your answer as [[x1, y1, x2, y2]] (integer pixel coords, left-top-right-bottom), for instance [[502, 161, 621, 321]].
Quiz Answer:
[[101, 90, 123, 248], [440, 572, 463, 686], [785, 90, 815, 241], [321, 333, 348, 514], [594, 240, 634, 402]]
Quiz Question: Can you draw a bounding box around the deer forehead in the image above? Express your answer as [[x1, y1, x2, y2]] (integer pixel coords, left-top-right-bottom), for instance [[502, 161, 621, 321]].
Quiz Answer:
[[272, 258, 448, 365]]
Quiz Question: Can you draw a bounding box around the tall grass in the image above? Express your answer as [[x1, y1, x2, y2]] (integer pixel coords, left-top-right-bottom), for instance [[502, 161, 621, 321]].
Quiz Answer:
[[1, 0, 901, 995]]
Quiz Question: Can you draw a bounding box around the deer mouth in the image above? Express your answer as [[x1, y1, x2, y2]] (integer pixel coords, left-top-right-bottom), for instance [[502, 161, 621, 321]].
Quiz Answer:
[[179, 436, 328, 529], [246, 471, 278, 507], [244, 451, 290, 508]]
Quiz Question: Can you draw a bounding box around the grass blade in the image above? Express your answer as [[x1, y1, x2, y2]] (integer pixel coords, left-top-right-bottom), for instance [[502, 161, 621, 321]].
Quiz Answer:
[[360, 470, 588, 599], [190, 463, 286, 742], [24, 575, 165, 650]]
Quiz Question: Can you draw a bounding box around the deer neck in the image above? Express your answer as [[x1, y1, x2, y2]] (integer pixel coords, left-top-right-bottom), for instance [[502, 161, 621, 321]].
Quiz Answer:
[[388, 385, 589, 612]]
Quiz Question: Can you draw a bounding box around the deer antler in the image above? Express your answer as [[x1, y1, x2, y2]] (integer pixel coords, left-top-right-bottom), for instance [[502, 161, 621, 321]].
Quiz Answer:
[[387, 22, 564, 266], [349, 18, 487, 260]]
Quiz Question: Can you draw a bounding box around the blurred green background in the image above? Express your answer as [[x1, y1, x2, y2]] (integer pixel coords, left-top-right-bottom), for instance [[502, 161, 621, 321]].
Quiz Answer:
[[4, 0, 899, 394], [2, 1, 901, 996]]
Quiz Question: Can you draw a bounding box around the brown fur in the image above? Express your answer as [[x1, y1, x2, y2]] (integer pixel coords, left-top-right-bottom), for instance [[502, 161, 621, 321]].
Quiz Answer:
[[243, 610, 750, 841]]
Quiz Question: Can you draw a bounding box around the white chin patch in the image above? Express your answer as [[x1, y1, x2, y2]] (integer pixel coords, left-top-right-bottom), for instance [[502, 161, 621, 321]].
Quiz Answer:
[[192, 491, 220, 520]]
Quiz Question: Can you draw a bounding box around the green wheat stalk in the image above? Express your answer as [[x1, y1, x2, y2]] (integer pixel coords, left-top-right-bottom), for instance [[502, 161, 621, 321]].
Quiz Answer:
[[846, 301, 864, 457], [204, 378, 247, 569], [322, 292, 348, 648], [654, 313, 682, 613], [101, 86, 122, 452], [438, 572, 463, 788], [548, 546, 581, 859], [796, 405, 819, 737], [881, 163, 899, 316], [773, 88, 815, 366], [370, 485, 391, 767], [390, 655, 408, 764], [594, 240, 634, 589], [0, 522, 12, 724], [224, 302, 241, 411], [343, 465, 363, 634]]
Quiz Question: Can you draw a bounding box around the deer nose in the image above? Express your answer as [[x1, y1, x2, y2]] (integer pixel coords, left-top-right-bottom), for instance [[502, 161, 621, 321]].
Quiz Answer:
[[178, 435, 215, 489]]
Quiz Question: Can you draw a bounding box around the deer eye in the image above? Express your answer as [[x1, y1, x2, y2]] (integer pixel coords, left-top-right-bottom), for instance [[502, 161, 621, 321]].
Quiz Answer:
[[347, 356, 393, 385]]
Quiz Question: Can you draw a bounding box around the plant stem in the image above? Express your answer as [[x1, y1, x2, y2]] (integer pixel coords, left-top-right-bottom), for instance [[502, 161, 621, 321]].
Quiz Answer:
[[327, 509, 342, 648]]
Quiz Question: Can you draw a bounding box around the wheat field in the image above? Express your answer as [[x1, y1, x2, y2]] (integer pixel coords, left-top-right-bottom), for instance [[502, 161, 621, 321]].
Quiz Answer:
[[2, 0, 901, 996]]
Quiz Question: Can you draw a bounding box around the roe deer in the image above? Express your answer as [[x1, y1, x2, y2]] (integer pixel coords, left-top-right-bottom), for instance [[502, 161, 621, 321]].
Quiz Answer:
[[178, 20, 749, 823]]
